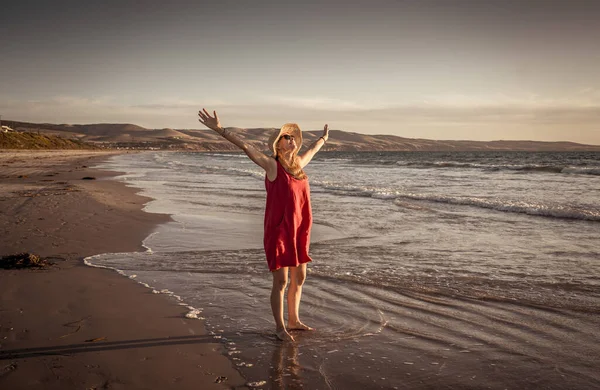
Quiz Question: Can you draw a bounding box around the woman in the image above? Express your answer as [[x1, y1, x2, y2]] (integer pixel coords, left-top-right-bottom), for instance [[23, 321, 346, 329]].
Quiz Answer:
[[198, 108, 329, 342]]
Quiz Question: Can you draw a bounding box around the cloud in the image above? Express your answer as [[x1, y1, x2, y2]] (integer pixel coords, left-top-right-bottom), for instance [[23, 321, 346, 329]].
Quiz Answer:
[[258, 95, 368, 111], [419, 90, 600, 110], [0, 96, 223, 127]]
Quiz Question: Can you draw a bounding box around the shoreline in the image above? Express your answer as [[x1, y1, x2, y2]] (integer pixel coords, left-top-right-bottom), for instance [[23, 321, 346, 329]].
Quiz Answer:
[[83, 150, 600, 389], [0, 150, 247, 389]]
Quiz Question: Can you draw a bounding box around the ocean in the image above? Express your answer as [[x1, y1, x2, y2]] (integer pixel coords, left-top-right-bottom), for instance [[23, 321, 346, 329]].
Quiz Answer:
[[87, 150, 600, 389]]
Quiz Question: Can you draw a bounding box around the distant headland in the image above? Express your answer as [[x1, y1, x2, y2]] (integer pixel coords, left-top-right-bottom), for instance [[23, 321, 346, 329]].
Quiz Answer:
[[2, 120, 599, 152]]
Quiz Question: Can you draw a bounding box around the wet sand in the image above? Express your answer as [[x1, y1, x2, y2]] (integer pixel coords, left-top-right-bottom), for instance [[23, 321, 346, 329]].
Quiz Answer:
[[0, 150, 247, 389]]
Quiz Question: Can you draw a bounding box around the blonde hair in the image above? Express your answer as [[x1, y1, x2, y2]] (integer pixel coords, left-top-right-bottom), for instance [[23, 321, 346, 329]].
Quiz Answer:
[[270, 123, 307, 180], [277, 152, 307, 180]]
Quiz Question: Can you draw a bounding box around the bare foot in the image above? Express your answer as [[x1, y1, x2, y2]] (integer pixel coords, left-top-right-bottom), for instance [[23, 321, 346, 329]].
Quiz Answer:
[[275, 328, 295, 342], [287, 321, 314, 331]]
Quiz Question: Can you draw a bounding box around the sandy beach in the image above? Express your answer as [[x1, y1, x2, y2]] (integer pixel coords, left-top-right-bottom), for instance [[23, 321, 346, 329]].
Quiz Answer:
[[3, 150, 599, 389], [0, 150, 247, 389]]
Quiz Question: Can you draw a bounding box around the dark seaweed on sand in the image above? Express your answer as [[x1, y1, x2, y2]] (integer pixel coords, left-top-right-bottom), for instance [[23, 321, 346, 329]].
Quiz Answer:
[[0, 253, 53, 269]]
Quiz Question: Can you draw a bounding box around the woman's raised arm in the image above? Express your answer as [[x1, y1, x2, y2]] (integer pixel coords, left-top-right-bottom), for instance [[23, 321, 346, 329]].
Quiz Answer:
[[198, 108, 276, 174], [298, 124, 329, 168]]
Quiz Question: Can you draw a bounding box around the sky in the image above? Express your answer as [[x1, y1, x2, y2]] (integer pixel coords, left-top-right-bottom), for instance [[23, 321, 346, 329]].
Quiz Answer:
[[1, 0, 599, 144]]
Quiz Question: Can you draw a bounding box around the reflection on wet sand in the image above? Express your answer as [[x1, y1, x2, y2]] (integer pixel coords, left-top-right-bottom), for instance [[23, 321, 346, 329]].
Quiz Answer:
[[270, 341, 302, 390]]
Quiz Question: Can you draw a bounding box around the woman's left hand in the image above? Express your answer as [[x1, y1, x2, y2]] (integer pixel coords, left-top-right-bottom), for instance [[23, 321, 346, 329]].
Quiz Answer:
[[322, 124, 329, 141]]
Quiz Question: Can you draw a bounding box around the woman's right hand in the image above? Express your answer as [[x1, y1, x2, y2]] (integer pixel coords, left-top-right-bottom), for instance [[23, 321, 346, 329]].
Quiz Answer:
[[198, 108, 222, 132]]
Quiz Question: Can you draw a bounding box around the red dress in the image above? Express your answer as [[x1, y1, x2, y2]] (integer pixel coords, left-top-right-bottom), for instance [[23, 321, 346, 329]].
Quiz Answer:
[[264, 160, 313, 271]]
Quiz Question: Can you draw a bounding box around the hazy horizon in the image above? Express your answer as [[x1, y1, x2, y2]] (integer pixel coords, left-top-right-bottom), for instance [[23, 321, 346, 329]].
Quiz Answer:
[[1, 0, 599, 144]]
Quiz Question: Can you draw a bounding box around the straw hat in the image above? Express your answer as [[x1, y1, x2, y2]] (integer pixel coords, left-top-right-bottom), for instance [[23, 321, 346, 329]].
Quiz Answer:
[[268, 123, 303, 158]]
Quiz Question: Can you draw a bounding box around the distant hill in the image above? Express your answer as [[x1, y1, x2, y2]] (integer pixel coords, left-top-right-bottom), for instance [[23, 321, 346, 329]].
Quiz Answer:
[[2, 119, 600, 152], [0, 131, 97, 150]]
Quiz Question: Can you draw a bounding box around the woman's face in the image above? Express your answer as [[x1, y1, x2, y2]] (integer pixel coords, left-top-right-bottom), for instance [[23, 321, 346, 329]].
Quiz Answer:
[[277, 133, 297, 154]]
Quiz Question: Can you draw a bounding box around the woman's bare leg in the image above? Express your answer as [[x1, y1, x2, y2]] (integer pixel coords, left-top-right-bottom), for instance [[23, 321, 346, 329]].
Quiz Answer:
[[287, 264, 314, 330], [271, 267, 294, 341]]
